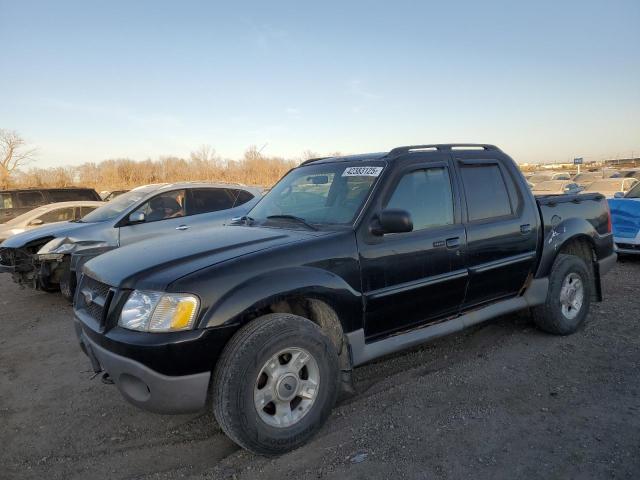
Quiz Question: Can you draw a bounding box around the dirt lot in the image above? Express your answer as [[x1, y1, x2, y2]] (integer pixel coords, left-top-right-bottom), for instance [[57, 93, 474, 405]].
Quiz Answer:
[[1, 261, 639, 480]]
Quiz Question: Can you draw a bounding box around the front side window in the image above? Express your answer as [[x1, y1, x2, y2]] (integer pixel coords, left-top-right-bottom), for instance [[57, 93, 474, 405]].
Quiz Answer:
[[37, 207, 76, 224], [385, 167, 454, 230], [80, 186, 160, 223], [249, 162, 384, 226], [460, 164, 512, 221], [17, 191, 44, 208], [134, 190, 186, 223], [188, 188, 236, 215]]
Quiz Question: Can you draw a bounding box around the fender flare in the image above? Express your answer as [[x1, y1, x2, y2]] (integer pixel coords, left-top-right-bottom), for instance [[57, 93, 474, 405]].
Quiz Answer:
[[536, 216, 598, 278], [202, 266, 362, 333]]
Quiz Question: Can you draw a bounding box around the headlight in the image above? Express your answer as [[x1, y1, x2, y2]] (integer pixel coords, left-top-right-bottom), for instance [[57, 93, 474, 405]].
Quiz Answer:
[[119, 290, 200, 332], [38, 238, 76, 255]]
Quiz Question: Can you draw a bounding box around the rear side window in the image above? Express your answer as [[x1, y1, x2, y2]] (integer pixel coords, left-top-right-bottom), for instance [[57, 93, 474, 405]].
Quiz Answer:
[[48, 189, 98, 202], [386, 167, 454, 230], [233, 189, 255, 207], [188, 189, 236, 215], [17, 191, 45, 208], [0, 193, 13, 209], [37, 207, 76, 224], [460, 164, 512, 221]]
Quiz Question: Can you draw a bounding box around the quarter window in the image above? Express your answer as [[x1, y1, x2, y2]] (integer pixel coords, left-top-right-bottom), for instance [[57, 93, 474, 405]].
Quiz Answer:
[[386, 167, 454, 230], [460, 164, 512, 221]]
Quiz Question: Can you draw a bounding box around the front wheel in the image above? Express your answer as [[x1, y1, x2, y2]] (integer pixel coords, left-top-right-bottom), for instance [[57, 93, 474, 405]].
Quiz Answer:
[[212, 313, 339, 455], [532, 254, 592, 335]]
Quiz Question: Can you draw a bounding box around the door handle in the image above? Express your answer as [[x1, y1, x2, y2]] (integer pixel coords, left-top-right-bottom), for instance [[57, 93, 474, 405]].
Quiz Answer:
[[446, 237, 460, 249], [520, 224, 532, 234], [176, 225, 189, 231]]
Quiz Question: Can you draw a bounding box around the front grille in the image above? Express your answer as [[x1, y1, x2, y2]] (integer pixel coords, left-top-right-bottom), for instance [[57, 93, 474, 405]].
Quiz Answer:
[[75, 275, 113, 326], [616, 243, 640, 251]]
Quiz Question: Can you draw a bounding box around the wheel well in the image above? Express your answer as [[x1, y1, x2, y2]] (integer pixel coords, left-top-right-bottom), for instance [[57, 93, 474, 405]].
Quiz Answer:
[[558, 236, 599, 297], [248, 296, 351, 370], [559, 236, 596, 266]]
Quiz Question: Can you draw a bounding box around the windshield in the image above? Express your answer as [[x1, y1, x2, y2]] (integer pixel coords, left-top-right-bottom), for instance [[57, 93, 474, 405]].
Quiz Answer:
[[248, 162, 384, 226], [4, 206, 49, 226], [533, 181, 563, 192], [529, 174, 551, 183], [574, 173, 599, 181], [584, 180, 621, 192], [81, 186, 159, 223], [626, 183, 640, 198]]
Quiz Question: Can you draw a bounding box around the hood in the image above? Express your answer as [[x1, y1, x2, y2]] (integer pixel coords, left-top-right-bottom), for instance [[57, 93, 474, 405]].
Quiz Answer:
[[0, 221, 88, 248], [84, 225, 328, 290], [609, 198, 640, 239]]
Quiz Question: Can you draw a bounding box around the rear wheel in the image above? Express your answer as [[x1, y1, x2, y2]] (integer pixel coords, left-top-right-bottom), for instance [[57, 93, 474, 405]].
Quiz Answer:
[[213, 313, 339, 455], [532, 254, 592, 335]]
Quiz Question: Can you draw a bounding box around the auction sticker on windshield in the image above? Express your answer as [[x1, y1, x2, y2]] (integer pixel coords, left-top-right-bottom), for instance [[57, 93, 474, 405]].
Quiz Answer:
[[342, 166, 383, 177]]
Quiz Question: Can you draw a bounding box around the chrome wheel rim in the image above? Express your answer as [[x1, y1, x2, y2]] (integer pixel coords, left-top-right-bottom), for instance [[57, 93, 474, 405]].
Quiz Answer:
[[254, 347, 320, 428], [559, 272, 584, 320]]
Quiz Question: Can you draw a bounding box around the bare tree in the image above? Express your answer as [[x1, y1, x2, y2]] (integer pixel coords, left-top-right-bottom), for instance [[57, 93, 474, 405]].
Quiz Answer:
[[1, 129, 37, 189], [190, 144, 217, 163]]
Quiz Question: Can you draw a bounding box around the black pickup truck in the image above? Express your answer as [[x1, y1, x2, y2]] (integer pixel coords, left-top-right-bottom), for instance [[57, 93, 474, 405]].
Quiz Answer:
[[73, 144, 615, 455]]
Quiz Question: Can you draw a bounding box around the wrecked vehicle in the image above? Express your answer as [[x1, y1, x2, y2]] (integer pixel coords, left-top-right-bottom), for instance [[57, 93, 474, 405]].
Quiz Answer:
[[73, 144, 615, 455], [0, 201, 104, 242], [0, 183, 261, 300]]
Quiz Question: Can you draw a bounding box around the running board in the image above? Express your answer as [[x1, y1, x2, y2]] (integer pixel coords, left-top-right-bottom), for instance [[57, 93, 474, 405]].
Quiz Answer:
[[347, 277, 548, 367]]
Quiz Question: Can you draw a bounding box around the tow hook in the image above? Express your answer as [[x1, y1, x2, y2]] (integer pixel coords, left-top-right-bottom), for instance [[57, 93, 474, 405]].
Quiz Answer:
[[101, 373, 114, 385]]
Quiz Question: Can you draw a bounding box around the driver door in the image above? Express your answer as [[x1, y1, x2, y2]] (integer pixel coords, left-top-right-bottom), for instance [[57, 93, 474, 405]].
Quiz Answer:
[[118, 189, 188, 246]]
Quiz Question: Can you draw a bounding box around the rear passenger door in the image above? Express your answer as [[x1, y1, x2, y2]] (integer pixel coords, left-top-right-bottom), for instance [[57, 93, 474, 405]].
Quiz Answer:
[[185, 188, 242, 228], [455, 158, 538, 309]]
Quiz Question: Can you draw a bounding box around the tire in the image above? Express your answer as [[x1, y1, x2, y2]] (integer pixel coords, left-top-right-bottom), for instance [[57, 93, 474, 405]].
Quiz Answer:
[[59, 260, 76, 303], [213, 313, 339, 455], [532, 254, 592, 335]]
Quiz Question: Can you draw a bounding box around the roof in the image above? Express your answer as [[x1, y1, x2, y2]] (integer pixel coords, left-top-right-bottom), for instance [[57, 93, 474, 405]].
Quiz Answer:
[[300, 144, 502, 167]]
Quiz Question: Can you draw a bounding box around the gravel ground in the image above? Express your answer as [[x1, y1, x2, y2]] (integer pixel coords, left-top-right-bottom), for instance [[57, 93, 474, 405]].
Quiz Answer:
[[1, 260, 639, 480]]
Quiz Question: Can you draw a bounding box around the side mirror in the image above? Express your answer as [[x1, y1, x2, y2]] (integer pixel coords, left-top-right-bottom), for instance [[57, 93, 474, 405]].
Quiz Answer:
[[29, 219, 44, 226], [128, 211, 146, 223], [370, 209, 413, 236], [614, 191, 625, 199]]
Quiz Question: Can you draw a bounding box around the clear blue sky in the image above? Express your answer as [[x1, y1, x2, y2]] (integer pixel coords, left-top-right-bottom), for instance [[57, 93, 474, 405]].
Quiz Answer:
[[1, 0, 638, 167]]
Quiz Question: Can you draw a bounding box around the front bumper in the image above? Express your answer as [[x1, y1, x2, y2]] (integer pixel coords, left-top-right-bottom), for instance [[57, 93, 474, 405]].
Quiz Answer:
[[613, 235, 640, 255], [75, 319, 211, 414]]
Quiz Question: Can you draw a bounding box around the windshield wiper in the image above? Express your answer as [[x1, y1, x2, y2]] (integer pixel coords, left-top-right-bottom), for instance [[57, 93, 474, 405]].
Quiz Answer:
[[266, 215, 318, 231]]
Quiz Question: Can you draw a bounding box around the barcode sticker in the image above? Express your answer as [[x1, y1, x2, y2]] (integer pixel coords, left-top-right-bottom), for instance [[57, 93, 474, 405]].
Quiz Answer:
[[342, 166, 383, 177]]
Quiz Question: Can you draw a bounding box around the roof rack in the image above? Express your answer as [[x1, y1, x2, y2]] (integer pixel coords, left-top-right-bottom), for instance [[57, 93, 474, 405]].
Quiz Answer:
[[299, 156, 333, 166], [387, 144, 499, 158]]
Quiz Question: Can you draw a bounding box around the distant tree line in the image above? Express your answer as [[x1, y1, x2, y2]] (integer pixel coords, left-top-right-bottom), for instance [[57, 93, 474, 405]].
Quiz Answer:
[[6, 144, 326, 191]]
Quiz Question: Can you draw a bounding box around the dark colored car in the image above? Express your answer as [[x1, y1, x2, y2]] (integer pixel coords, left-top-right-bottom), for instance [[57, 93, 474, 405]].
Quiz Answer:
[[0, 188, 101, 223], [74, 144, 616, 455]]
